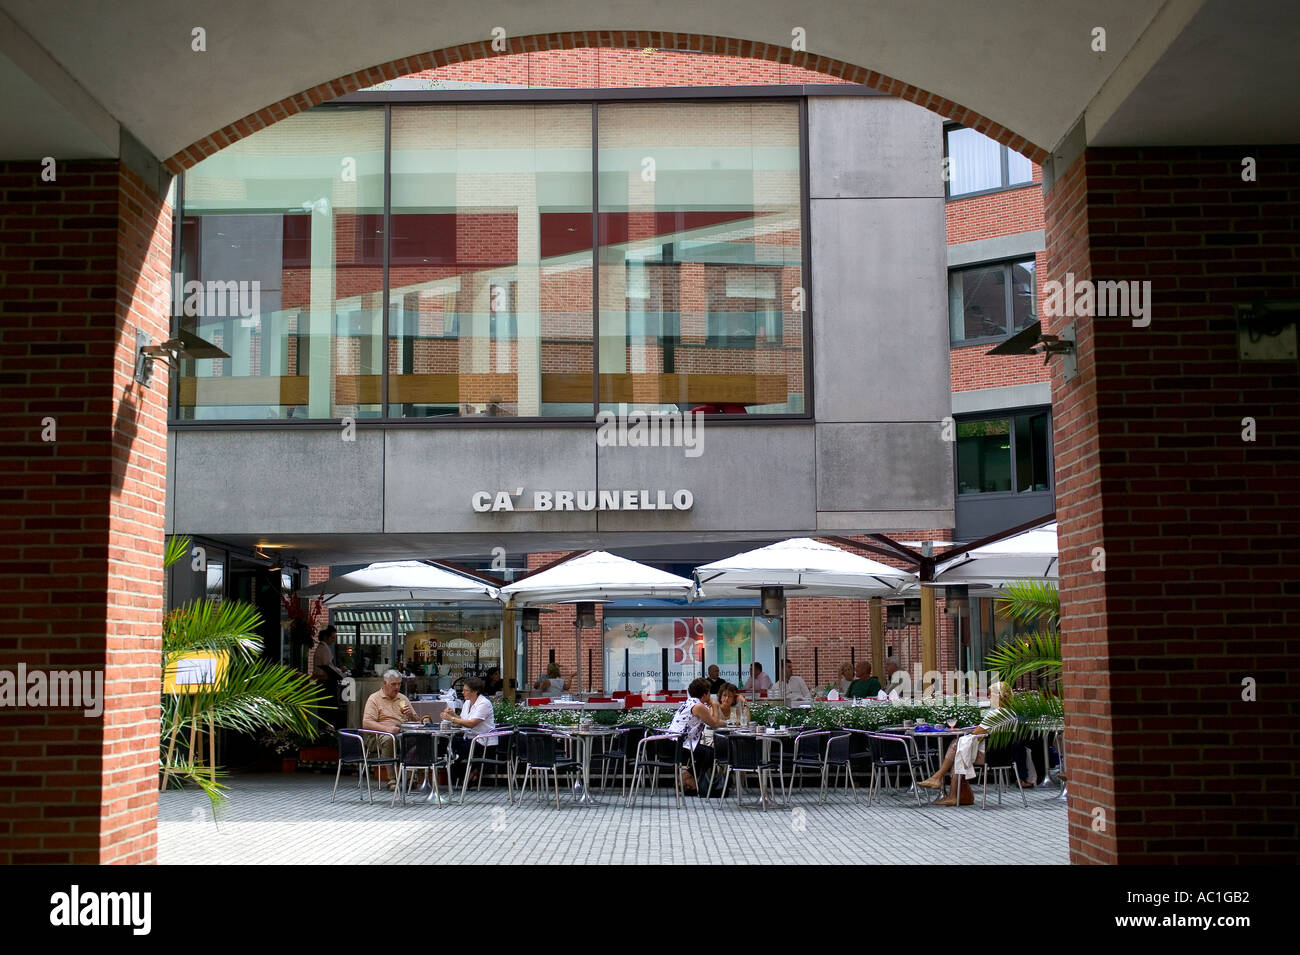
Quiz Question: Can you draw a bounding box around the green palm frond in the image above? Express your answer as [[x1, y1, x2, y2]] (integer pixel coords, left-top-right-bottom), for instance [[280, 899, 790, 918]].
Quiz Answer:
[[164, 660, 328, 740], [164, 535, 192, 570], [163, 599, 264, 663], [160, 755, 229, 811], [996, 579, 1060, 629], [981, 691, 1065, 747], [984, 629, 1062, 684]]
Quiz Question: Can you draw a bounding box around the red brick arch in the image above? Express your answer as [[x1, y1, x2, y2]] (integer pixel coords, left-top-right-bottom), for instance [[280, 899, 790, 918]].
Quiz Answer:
[[165, 30, 1048, 172]]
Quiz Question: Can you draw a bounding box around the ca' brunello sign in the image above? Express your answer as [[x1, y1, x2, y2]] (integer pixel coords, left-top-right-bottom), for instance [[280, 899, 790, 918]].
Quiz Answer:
[[472, 488, 694, 512]]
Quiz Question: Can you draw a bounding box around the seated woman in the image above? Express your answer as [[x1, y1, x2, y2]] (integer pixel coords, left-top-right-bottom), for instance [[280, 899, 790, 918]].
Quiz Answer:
[[532, 662, 565, 696], [717, 683, 748, 725], [837, 662, 855, 697], [482, 667, 505, 697], [667, 677, 726, 794], [918, 681, 1014, 806]]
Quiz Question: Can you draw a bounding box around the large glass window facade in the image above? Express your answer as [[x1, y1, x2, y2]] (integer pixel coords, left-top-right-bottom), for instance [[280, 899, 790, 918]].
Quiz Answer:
[[178, 108, 386, 419], [389, 105, 593, 417], [597, 102, 805, 413], [175, 98, 807, 421]]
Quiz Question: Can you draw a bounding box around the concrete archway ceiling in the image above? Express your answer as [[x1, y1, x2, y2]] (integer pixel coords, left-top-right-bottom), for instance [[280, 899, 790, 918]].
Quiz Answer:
[[2, 0, 1295, 165]]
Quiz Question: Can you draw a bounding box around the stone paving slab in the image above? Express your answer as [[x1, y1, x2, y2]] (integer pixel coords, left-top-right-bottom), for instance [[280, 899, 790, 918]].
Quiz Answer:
[[158, 772, 1069, 865]]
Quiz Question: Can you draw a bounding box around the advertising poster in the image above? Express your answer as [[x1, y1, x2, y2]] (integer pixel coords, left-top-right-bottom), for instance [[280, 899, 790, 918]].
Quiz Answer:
[[603, 615, 781, 693]]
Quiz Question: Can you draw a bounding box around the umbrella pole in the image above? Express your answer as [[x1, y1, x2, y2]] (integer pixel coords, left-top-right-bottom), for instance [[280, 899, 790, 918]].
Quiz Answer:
[[574, 620, 582, 696]]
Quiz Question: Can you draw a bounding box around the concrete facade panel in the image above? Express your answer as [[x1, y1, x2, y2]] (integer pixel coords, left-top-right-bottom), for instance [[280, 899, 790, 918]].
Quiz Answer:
[[811, 197, 949, 422], [171, 429, 384, 533], [808, 96, 944, 199], [594, 424, 816, 532], [815, 421, 952, 512]]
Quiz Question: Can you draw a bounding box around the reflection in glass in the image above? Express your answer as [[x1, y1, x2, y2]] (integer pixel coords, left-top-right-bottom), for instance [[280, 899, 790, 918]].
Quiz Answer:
[[948, 258, 1036, 343], [179, 108, 386, 419], [597, 102, 804, 415], [388, 105, 593, 417], [956, 418, 1012, 494]]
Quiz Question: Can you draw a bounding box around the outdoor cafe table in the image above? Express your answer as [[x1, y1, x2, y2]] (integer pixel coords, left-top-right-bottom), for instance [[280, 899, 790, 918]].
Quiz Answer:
[[396, 723, 463, 804], [541, 723, 619, 806]]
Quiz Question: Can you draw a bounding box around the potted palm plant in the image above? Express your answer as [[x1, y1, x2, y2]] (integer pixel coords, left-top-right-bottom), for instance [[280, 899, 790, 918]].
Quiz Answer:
[[161, 536, 330, 806], [981, 579, 1065, 746]]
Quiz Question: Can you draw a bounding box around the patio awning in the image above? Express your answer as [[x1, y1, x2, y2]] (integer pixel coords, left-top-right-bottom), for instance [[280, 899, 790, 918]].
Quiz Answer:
[[299, 560, 500, 605], [498, 551, 694, 606], [931, 521, 1058, 590], [693, 537, 912, 599]]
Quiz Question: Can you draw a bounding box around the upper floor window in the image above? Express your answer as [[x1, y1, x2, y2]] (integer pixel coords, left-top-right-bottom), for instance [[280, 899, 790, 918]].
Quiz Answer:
[[948, 258, 1036, 345], [955, 409, 1052, 496], [944, 126, 1033, 199]]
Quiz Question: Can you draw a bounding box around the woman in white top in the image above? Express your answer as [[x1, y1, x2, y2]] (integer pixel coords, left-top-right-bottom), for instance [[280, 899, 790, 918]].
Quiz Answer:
[[444, 677, 497, 783], [918, 681, 1013, 805], [717, 683, 748, 725], [667, 677, 726, 793], [533, 662, 565, 696]]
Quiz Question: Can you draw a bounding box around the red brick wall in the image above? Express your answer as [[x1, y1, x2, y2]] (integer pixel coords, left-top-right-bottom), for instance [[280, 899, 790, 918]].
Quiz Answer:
[[947, 174, 1051, 396], [0, 161, 170, 864], [166, 32, 1049, 173], [1045, 146, 1300, 864], [404, 47, 856, 89]]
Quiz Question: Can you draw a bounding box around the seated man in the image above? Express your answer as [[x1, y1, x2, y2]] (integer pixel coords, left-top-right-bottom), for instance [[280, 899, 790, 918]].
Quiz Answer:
[[706, 664, 726, 697], [741, 661, 772, 695], [362, 670, 417, 782], [846, 661, 882, 698], [770, 662, 812, 701]]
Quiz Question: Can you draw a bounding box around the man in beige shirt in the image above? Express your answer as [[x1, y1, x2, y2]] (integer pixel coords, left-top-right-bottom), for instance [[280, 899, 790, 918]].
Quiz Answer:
[[362, 671, 416, 767]]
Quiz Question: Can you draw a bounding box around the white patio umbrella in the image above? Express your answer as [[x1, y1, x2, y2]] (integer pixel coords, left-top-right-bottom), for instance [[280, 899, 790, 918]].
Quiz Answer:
[[692, 537, 912, 598], [299, 560, 500, 605], [499, 551, 694, 695], [694, 538, 912, 699], [930, 521, 1058, 590], [499, 551, 694, 605]]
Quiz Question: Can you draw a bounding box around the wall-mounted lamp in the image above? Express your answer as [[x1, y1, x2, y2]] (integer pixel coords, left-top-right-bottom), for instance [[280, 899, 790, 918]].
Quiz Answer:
[[135, 327, 229, 386], [1236, 300, 1299, 361], [987, 320, 1077, 381]]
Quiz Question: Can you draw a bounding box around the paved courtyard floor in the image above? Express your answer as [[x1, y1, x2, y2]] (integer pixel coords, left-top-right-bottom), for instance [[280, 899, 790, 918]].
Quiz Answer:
[[159, 770, 1069, 864]]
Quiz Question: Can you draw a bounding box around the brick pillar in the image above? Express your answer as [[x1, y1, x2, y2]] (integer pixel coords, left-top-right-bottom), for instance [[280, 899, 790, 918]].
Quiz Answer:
[[0, 160, 171, 863], [1044, 146, 1300, 863]]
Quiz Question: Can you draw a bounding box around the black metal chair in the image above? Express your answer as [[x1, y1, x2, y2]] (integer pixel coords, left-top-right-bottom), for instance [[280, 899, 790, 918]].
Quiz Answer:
[[865, 733, 928, 807], [719, 733, 781, 810], [458, 728, 515, 804], [393, 731, 454, 807], [821, 733, 857, 805], [787, 730, 831, 796], [978, 743, 1028, 809], [593, 725, 649, 795], [626, 731, 686, 808], [516, 731, 581, 810], [332, 728, 398, 804]]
